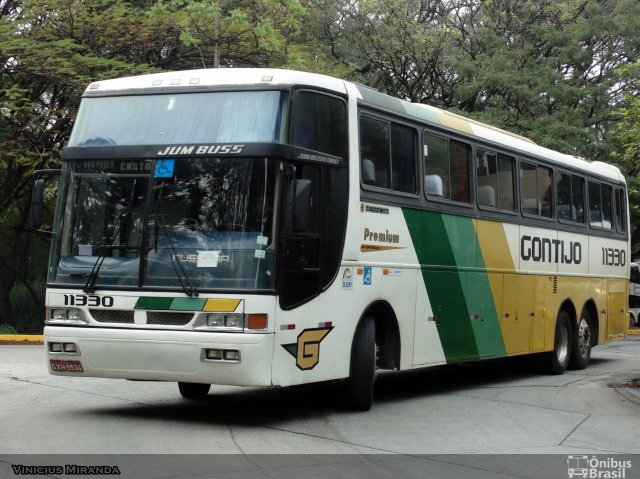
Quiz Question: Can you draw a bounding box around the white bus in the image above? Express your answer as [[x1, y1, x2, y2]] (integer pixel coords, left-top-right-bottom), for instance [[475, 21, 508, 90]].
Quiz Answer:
[[36, 69, 629, 410]]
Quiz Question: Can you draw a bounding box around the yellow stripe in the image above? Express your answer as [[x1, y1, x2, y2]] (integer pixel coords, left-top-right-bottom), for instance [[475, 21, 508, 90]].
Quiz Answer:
[[475, 219, 515, 271], [203, 299, 241, 312], [628, 329, 640, 336], [0, 335, 44, 343], [436, 110, 475, 135]]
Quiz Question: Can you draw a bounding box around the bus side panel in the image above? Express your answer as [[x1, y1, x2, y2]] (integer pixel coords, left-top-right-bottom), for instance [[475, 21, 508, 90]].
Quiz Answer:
[[607, 278, 628, 339], [418, 211, 478, 362], [407, 211, 508, 363], [271, 271, 366, 387], [536, 274, 560, 353], [405, 208, 447, 367], [588, 235, 629, 343], [476, 220, 538, 356]]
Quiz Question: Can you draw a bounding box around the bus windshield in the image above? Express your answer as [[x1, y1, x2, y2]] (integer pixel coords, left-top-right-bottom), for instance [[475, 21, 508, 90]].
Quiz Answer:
[[50, 157, 278, 291], [68, 91, 286, 146]]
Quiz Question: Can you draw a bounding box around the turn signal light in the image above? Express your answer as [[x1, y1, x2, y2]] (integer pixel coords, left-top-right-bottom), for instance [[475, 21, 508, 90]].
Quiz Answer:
[[247, 314, 267, 330]]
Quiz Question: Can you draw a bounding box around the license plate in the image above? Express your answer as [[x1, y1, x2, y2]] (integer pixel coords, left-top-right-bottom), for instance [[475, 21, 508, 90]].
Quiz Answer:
[[50, 359, 84, 372]]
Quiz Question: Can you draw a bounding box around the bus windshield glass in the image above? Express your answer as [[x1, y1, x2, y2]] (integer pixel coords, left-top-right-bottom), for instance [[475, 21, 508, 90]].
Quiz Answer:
[[68, 91, 286, 146], [50, 157, 278, 291]]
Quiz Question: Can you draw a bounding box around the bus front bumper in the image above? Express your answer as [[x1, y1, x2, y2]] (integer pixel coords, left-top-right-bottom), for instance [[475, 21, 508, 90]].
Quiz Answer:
[[44, 326, 274, 387]]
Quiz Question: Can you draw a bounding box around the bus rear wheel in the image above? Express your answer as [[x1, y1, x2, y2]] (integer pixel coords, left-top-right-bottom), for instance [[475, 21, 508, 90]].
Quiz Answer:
[[345, 317, 376, 411], [569, 311, 592, 370], [178, 382, 211, 399], [544, 311, 572, 375]]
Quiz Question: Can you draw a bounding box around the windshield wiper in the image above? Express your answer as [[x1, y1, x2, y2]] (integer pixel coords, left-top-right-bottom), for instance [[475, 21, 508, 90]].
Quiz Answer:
[[83, 208, 126, 294], [154, 214, 199, 297], [84, 178, 140, 294]]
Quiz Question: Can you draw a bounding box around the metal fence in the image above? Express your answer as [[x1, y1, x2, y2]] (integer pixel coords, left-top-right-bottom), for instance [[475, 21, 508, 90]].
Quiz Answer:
[[0, 235, 49, 335]]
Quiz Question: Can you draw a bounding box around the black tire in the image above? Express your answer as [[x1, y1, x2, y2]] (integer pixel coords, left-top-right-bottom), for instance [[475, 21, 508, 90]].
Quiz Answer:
[[569, 310, 592, 370], [345, 318, 376, 411], [544, 311, 572, 375], [178, 382, 211, 399]]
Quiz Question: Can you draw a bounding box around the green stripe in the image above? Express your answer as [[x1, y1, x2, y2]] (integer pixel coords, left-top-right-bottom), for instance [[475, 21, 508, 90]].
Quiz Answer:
[[170, 298, 207, 311], [135, 296, 207, 311], [442, 215, 506, 358], [403, 209, 506, 362], [135, 297, 174, 310]]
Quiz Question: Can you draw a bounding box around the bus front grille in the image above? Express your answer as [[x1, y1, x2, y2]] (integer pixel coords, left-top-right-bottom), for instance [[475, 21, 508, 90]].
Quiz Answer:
[[90, 309, 135, 324], [146, 312, 194, 326]]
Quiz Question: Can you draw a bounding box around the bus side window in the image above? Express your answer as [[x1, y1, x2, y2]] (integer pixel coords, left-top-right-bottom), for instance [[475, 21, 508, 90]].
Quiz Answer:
[[589, 181, 602, 227], [557, 172, 585, 223], [424, 132, 470, 203], [476, 150, 515, 211], [291, 91, 347, 159], [360, 116, 416, 193], [520, 161, 552, 218], [360, 116, 390, 189], [615, 188, 627, 233], [589, 181, 613, 229]]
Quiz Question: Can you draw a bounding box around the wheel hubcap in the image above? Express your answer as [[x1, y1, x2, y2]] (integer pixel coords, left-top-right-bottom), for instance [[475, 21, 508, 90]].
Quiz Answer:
[[557, 324, 569, 363], [577, 318, 591, 358]]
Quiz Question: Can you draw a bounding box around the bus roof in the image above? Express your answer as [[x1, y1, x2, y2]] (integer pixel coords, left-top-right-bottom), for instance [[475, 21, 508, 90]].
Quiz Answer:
[[85, 68, 624, 183]]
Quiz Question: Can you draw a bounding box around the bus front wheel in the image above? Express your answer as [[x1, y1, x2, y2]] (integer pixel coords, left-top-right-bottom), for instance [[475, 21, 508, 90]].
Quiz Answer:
[[544, 311, 572, 375], [178, 382, 211, 399], [345, 317, 376, 411]]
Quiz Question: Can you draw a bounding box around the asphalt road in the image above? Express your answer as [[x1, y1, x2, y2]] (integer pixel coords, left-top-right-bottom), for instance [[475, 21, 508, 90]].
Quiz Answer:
[[1, 338, 639, 478]]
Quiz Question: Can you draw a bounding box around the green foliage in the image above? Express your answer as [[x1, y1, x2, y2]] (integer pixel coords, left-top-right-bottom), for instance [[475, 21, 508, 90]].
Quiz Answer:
[[148, 0, 328, 70], [610, 62, 640, 256], [9, 280, 44, 334], [314, 0, 640, 252], [1, 0, 640, 272], [0, 324, 18, 335], [318, 0, 640, 160]]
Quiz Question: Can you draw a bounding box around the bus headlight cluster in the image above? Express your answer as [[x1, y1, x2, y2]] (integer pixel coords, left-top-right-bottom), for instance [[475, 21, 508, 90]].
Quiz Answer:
[[47, 308, 88, 325], [205, 313, 243, 329], [195, 313, 267, 332]]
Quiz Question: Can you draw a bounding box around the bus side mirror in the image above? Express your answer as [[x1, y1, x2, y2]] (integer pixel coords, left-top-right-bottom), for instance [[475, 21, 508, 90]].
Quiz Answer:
[[287, 178, 312, 233], [31, 169, 61, 235], [31, 178, 45, 229]]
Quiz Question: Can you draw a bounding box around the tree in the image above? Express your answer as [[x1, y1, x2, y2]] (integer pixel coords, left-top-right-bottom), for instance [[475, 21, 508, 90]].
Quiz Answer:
[[610, 62, 640, 256], [0, 0, 333, 330], [0, 0, 168, 327], [149, 0, 332, 71], [315, 0, 640, 159]]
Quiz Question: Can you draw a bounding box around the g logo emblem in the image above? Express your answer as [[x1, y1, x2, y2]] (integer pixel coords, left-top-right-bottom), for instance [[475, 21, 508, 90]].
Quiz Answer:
[[282, 327, 333, 370]]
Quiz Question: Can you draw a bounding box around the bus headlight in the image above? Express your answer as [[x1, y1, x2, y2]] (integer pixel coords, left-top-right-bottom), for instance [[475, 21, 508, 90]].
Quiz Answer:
[[197, 313, 244, 331], [205, 314, 225, 328], [195, 313, 268, 332], [46, 308, 88, 325], [223, 314, 243, 329]]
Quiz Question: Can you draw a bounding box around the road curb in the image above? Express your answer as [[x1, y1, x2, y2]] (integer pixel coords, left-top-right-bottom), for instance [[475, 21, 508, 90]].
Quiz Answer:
[[0, 335, 44, 344]]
